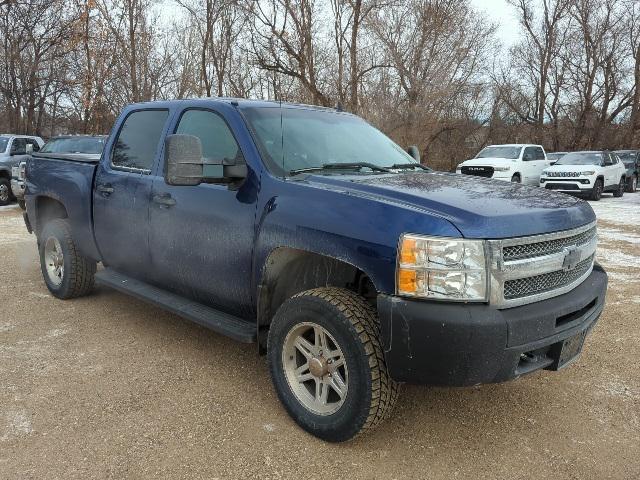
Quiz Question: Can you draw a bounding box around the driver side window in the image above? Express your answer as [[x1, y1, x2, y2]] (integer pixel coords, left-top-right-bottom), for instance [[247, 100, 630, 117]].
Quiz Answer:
[[175, 109, 243, 164], [11, 138, 26, 155], [523, 147, 535, 161]]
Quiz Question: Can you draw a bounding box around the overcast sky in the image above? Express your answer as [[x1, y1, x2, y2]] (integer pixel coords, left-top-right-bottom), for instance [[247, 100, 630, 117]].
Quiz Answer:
[[469, 0, 521, 47]]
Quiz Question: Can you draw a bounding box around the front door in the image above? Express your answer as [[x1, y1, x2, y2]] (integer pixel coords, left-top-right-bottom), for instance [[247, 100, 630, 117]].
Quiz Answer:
[[93, 108, 170, 279], [149, 108, 258, 319], [522, 146, 547, 185]]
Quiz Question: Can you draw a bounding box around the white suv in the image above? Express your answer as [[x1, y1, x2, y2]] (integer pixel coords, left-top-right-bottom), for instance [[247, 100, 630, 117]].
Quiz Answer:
[[539, 151, 626, 201], [456, 144, 552, 185]]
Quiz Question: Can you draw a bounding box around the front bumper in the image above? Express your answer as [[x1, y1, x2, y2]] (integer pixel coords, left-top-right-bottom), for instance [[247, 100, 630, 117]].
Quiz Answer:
[[11, 179, 25, 199], [540, 177, 593, 192], [377, 264, 607, 386]]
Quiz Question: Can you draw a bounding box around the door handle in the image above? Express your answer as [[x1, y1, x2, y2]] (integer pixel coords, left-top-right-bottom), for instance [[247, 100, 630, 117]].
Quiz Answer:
[[152, 193, 176, 208], [97, 183, 114, 195]]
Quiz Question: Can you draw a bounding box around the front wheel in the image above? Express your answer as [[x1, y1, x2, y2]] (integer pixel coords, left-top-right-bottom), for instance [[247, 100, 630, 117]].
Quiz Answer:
[[39, 219, 96, 299], [267, 287, 398, 442], [0, 177, 11, 206], [590, 178, 603, 201], [613, 177, 625, 197], [626, 174, 637, 193]]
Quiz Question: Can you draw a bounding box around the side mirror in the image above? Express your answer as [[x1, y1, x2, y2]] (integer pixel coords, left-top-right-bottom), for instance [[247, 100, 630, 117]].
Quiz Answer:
[[25, 144, 33, 154], [164, 134, 247, 187], [407, 145, 421, 162]]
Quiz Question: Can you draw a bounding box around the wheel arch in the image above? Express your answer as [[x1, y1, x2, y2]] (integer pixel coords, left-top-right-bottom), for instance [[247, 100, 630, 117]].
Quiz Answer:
[[34, 196, 68, 237], [256, 247, 377, 353]]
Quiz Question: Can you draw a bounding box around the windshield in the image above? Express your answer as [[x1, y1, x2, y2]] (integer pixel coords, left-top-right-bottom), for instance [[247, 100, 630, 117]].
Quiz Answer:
[[555, 152, 602, 166], [242, 106, 415, 175], [41, 137, 105, 154], [547, 152, 566, 160], [0, 137, 9, 152], [616, 151, 637, 164], [475, 146, 521, 159]]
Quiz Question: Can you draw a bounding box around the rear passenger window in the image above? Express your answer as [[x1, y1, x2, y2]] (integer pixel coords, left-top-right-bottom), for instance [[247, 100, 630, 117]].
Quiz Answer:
[[112, 110, 169, 171], [175, 109, 242, 164], [27, 139, 40, 152]]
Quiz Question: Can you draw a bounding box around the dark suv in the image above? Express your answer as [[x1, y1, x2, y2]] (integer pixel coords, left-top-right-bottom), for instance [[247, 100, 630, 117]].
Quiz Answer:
[[615, 150, 639, 193]]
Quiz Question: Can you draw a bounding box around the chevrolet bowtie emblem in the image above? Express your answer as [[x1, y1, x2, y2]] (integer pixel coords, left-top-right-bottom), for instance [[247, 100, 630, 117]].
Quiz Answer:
[[562, 246, 581, 271]]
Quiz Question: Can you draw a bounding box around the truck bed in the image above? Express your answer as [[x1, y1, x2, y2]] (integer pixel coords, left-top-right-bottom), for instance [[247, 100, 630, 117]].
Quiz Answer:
[[25, 154, 101, 260]]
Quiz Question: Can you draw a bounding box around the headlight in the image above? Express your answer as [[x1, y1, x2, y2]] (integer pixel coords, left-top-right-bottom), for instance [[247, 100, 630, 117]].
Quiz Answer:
[[397, 234, 487, 301], [493, 166, 511, 172], [581, 170, 595, 176]]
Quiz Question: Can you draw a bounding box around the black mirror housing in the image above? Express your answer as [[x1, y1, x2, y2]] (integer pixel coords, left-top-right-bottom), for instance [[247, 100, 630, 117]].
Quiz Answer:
[[165, 134, 204, 186], [164, 134, 248, 186], [407, 145, 421, 162]]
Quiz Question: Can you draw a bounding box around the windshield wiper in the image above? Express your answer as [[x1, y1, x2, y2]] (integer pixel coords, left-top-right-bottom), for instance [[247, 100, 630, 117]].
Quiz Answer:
[[289, 162, 392, 175], [387, 163, 430, 171]]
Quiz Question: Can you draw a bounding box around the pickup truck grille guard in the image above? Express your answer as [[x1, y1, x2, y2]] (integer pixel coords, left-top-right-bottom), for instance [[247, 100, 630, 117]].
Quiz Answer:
[[487, 221, 597, 309]]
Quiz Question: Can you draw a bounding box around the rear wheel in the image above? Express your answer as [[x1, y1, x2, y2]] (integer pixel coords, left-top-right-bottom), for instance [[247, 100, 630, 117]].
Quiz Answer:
[[626, 174, 637, 193], [590, 178, 603, 201], [39, 219, 96, 299], [267, 287, 398, 442], [613, 177, 625, 197], [511, 173, 521, 183], [0, 177, 11, 206]]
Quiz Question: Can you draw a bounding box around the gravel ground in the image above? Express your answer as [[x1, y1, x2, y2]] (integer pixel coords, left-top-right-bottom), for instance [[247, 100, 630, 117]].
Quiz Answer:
[[1, 193, 639, 480]]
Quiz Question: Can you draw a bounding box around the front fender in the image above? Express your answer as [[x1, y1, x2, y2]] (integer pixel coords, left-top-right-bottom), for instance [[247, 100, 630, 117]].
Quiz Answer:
[[252, 175, 461, 296]]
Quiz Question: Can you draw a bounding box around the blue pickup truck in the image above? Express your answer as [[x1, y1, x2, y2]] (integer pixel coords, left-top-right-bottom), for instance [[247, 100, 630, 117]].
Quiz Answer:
[[23, 98, 607, 442]]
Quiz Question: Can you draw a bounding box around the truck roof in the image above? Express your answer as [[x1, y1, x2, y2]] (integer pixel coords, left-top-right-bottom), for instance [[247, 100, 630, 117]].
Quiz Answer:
[[124, 97, 348, 113], [485, 144, 542, 148]]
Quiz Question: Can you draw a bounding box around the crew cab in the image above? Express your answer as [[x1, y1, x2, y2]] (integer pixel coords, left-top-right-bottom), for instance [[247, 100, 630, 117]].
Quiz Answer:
[[456, 144, 552, 185], [23, 99, 607, 442], [614, 150, 639, 193], [540, 151, 627, 201], [11, 135, 107, 208], [0, 134, 44, 205]]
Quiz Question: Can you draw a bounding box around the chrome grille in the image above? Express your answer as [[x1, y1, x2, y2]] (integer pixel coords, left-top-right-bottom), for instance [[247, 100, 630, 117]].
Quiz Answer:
[[503, 255, 594, 299], [503, 226, 596, 261], [488, 221, 597, 308]]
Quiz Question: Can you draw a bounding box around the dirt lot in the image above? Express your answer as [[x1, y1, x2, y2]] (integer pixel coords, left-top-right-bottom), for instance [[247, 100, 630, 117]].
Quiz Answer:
[[1, 194, 639, 480]]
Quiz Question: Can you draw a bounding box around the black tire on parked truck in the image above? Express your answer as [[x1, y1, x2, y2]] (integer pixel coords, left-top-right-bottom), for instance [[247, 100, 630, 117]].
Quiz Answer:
[[613, 177, 625, 198], [267, 287, 398, 442], [590, 178, 603, 201], [0, 177, 12, 206], [39, 219, 96, 299]]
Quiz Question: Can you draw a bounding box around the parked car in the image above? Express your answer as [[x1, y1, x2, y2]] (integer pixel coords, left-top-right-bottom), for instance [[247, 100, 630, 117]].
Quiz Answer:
[[547, 152, 567, 163], [11, 135, 106, 208], [614, 150, 639, 193], [0, 134, 44, 206], [23, 99, 607, 442], [456, 144, 552, 185], [539, 151, 627, 200]]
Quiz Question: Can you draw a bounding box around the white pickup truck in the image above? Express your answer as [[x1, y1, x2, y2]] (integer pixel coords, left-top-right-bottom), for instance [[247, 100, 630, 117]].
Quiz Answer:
[[456, 144, 553, 185]]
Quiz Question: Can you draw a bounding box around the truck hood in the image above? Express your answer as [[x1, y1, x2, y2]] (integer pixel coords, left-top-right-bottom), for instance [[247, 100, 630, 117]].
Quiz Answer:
[[543, 164, 598, 174], [459, 157, 518, 167], [304, 171, 595, 239]]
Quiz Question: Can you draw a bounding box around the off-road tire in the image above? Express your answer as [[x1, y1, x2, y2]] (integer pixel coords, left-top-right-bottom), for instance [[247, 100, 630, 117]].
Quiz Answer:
[[267, 287, 399, 442], [613, 177, 625, 197], [0, 177, 11, 206], [590, 178, 603, 201], [627, 174, 637, 193], [39, 219, 96, 299], [511, 173, 521, 183]]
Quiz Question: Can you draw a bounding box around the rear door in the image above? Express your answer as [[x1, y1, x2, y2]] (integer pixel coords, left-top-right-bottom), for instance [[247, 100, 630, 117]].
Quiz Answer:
[[602, 153, 615, 187], [525, 146, 547, 185], [148, 107, 257, 318], [93, 108, 170, 279]]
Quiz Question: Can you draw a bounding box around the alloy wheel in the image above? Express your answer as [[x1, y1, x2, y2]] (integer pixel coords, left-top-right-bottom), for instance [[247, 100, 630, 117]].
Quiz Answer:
[[282, 322, 348, 416], [44, 236, 64, 286]]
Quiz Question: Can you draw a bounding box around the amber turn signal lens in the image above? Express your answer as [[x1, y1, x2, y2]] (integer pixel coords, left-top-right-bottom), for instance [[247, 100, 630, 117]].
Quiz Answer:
[[398, 268, 417, 293], [400, 238, 417, 264]]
